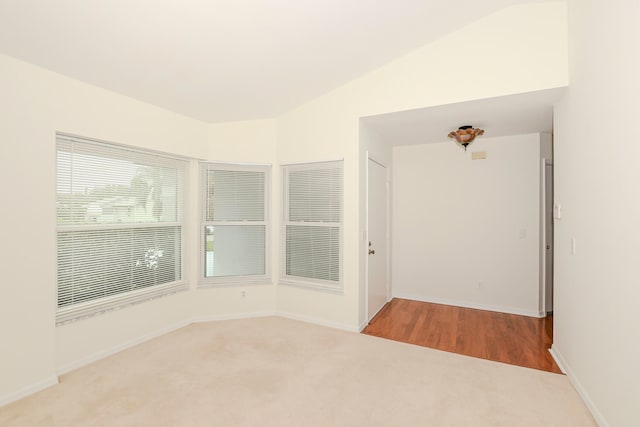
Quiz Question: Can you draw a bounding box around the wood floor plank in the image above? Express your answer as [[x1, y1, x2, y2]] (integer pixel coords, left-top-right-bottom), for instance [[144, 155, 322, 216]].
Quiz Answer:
[[363, 298, 562, 374]]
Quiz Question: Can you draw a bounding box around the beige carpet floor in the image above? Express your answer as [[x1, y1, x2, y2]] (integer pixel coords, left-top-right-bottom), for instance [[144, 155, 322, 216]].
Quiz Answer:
[[0, 317, 595, 427]]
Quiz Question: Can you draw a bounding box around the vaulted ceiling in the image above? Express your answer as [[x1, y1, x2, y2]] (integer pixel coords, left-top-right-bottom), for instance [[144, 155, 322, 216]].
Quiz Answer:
[[0, 0, 553, 122]]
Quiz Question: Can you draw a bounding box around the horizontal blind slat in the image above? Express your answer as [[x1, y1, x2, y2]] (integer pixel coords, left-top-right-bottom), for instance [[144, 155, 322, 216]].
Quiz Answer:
[[56, 134, 185, 320], [283, 161, 343, 286], [201, 165, 268, 281], [206, 169, 265, 221]]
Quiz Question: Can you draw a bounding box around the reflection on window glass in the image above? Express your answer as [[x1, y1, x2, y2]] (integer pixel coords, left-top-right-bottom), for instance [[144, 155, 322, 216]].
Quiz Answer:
[[204, 225, 265, 278], [56, 150, 178, 225], [201, 166, 268, 282], [56, 136, 185, 314], [204, 226, 215, 277], [57, 226, 181, 308]]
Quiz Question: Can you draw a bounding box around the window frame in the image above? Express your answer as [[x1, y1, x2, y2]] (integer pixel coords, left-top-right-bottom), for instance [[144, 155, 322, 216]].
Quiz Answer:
[[280, 160, 344, 292], [198, 162, 272, 287], [55, 133, 188, 325]]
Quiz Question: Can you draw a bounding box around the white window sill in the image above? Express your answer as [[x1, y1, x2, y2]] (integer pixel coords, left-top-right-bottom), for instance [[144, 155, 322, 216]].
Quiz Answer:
[[279, 278, 343, 294], [198, 276, 273, 288], [56, 281, 189, 326]]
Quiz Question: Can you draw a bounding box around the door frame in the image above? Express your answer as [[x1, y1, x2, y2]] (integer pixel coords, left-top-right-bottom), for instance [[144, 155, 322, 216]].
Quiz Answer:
[[365, 152, 391, 323], [540, 157, 554, 315]]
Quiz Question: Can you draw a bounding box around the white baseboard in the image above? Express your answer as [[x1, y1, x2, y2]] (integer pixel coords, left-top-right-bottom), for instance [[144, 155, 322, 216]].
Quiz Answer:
[[192, 310, 276, 323], [393, 293, 543, 318], [7, 307, 608, 427], [548, 346, 567, 374], [549, 345, 609, 427], [195, 310, 361, 333], [5, 310, 360, 408], [58, 310, 356, 378], [57, 319, 191, 376], [0, 375, 59, 408], [358, 320, 369, 332], [277, 311, 360, 333]]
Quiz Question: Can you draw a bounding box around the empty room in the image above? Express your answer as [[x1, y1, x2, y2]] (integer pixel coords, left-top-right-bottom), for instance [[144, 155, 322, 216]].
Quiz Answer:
[[0, 1, 637, 426]]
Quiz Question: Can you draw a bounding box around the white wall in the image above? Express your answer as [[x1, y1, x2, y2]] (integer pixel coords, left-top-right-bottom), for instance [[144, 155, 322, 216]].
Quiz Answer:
[[0, 53, 58, 403], [0, 52, 210, 401], [392, 134, 542, 316], [553, 1, 640, 425], [276, 2, 568, 330]]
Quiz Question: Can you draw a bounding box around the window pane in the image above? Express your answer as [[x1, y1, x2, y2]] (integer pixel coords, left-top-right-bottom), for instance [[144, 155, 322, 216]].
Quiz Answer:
[[206, 170, 265, 222], [286, 225, 339, 282], [56, 135, 186, 319], [57, 226, 181, 308], [57, 144, 179, 226], [204, 225, 266, 277], [288, 167, 342, 223]]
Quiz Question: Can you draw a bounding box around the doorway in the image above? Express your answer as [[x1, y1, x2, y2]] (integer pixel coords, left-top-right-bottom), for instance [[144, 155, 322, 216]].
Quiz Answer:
[[366, 157, 389, 322]]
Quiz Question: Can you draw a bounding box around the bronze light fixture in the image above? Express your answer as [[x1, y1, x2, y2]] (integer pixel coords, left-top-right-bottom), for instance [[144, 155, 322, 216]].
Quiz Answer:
[[448, 125, 485, 151]]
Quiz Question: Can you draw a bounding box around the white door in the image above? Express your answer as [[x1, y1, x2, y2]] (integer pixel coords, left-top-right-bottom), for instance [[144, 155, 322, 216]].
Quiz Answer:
[[367, 158, 388, 322]]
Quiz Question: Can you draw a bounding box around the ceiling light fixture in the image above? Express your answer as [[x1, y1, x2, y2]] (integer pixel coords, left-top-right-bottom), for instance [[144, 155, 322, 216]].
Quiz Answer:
[[448, 125, 485, 151]]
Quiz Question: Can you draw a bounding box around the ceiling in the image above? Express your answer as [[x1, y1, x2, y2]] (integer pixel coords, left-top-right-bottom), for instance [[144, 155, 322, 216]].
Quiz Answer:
[[361, 87, 565, 146], [0, 0, 552, 123]]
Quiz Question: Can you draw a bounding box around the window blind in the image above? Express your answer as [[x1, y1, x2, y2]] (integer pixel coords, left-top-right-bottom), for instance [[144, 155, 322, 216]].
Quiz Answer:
[[56, 134, 187, 324], [200, 164, 270, 284], [282, 161, 343, 289]]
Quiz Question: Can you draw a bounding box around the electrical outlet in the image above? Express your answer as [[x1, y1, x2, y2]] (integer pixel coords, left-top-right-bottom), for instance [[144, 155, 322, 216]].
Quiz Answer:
[[241, 290, 246, 298]]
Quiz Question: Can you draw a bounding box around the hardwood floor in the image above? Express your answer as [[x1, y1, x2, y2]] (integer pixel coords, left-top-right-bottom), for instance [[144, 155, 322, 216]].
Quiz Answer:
[[362, 298, 561, 374]]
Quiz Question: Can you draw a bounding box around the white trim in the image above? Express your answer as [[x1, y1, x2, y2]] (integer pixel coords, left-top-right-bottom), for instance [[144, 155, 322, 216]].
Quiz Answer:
[[280, 158, 344, 167], [393, 293, 544, 318], [198, 279, 273, 288], [57, 132, 202, 161], [549, 345, 610, 427], [56, 282, 189, 325], [365, 153, 391, 323], [0, 310, 369, 408], [548, 346, 567, 374], [278, 279, 344, 294], [0, 375, 59, 408], [358, 320, 369, 332], [280, 161, 344, 290], [56, 319, 191, 375], [191, 311, 277, 323], [198, 163, 272, 287], [55, 134, 189, 324], [57, 310, 359, 376], [277, 311, 360, 333], [364, 152, 371, 322], [199, 160, 272, 167], [6, 312, 363, 407], [540, 157, 547, 315]]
